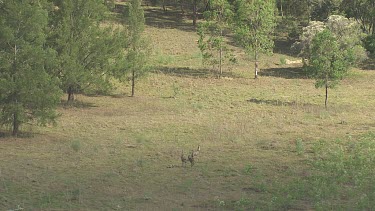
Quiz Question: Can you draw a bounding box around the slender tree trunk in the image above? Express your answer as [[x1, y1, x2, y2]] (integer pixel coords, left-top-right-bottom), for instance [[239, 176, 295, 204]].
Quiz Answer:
[[131, 70, 135, 97], [219, 29, 223, 78], [180, 0, 185, 14], [372, 1, 375, 35], [254, 41, 259, 79], [162, 0, 167, 12], [12, 44, 19, 136], [219, 46, 222, 78], [192, 0, 197, 26], [307, 0, 311, 23], [280, 0, 283, 18], [12, 112, 19, 137], [204, 0, 210, 12], [254, 7, 259, 80], [67, 86, 75, 102], [325, 83, 328, 109]]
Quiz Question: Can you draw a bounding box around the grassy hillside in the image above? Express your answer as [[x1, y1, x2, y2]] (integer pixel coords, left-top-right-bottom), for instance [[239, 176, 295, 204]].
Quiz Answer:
[[1, 5, 375, 210]]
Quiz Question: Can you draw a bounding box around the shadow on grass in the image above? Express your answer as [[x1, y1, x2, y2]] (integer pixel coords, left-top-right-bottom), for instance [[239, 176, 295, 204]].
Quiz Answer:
[[273, 39, 298, 57], [109, 3, 196, 32], [155, 66, 239, 78], [359, 57, 375, 70], [109, 93, 129, 98], [60, 100, 97, 109], [144, 7, 196, 32], [247, 98, 317, 108], [260, 67, 309, 79], [0, 130, 36, 138]]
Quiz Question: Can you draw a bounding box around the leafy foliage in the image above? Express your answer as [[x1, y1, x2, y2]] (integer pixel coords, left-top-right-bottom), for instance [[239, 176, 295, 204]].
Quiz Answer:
[[309, 29, 349, 85], [47, 0, 126, 101], [341, 0, 375, 35], [276, 0, 310, 20], [292, 21, 325, 58], [234, 0, 276, 56], [0, 0, 62, 136], [364, 34, 375, 54], [310, 0, 343, 21], [233, 0, 276, 78], [308, 29, 351, 107], [270, 133, 375, 210], [122, 0, 151, 96], [197, 0, 236, 77], [293, 15, 367, 65]]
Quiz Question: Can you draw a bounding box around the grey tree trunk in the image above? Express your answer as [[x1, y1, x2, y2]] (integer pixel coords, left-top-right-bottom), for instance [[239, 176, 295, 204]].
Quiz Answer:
[[12, 44, 19, 136], [325, 83, 328, 109], [192, 0, 197, 26], [67, 86, 75, 102], [12, 112, 19, 137], [254, 42, 259, 79], [219, 30, 223, 78], [131, 70, 135, 97], [180, 0, 185, 14], [162, 0, 167, 12]]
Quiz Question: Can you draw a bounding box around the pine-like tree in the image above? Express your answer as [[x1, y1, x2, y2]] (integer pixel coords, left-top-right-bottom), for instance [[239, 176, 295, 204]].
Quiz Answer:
[[47, 0, 125, 102], [0, 0, 62, 136], [197, 0, 236, 78], [123, 0, 151, 97]]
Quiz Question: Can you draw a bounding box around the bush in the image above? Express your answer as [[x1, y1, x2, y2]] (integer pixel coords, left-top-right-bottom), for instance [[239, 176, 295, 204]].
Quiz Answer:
[[364, 34, 375, 54], [293, 15, 367, 64], [349, 45, 369, 66], [271, 133, 375, 210]]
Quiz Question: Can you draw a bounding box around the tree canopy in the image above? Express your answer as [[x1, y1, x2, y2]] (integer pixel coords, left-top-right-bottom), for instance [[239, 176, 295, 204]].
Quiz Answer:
[[0, 0, 62, 136], [234, 0, 276, 79], [47, 0, 126, 101], [1, 0, 374, 136], [197, 0, 235, 77], [293, 15, 367, 65], [123, 0, 151, 97], [308, 29, 352, 108]]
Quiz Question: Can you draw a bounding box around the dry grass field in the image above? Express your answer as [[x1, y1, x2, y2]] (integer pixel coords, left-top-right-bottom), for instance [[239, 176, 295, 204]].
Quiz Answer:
[[1, 5, 375, 211]]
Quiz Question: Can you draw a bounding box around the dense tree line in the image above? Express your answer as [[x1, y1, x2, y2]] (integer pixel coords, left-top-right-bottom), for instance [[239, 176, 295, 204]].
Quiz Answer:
[[0, 0, 147, 136], [0, 0, 62, 136], [1, 0, 374, 136], [198, 0, 372, 106]]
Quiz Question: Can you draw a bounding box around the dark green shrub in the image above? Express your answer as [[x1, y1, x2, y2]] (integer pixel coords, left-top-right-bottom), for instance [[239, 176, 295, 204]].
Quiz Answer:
[[364, 34, 375, 54]]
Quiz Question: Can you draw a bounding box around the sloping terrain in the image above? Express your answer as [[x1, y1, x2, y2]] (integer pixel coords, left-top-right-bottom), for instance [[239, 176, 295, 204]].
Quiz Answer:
[[1, 5, 375, 210]]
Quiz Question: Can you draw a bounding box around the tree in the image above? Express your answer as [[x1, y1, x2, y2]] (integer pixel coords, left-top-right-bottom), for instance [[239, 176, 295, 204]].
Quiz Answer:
[[233, 0, 276, 79], [281, 0, 310, 21], [364, 34, 375, 54], [149, 0, 173, 12], [278, 0, 342, 22], [192, 0, 198, 26], [197, 0, 236, 78], [310, 0, 343, 21], [0, 0, 62, 136], [47, 0, 125, 102], [308, 29, 352, 108], [292, 20, 326, 58], [293, 15, 367, 64], [124, 0, 151, 97], [104, 0, 115, 10], [340, 0, 375, 35]]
